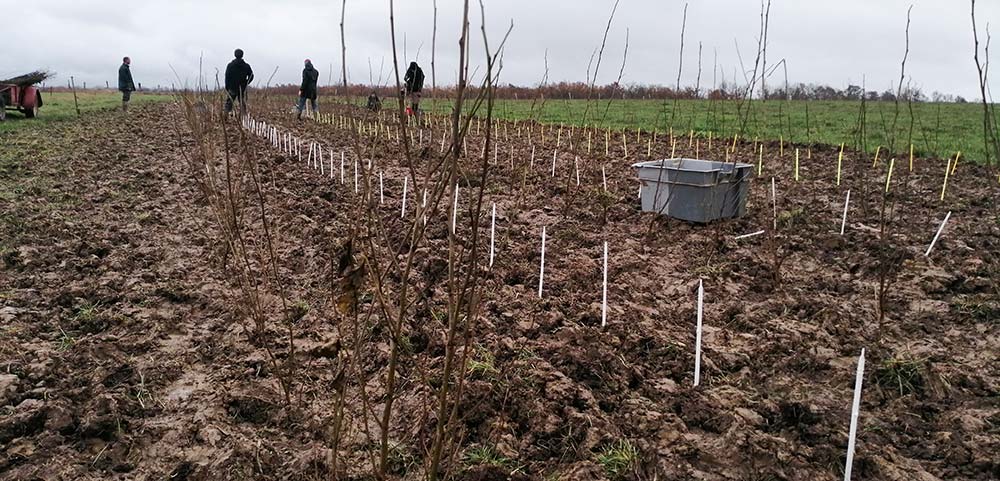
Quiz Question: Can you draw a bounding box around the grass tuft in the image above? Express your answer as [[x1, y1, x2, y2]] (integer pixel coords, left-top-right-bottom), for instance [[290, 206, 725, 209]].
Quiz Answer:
[[874, 355, 926, 397], [595, 439, 639, 479]]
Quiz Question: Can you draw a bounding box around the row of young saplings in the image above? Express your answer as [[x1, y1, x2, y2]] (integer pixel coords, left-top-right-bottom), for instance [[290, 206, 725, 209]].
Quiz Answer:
[[241, 112, 950, 481], [306, 107, 978, 222], [259, 107, 958, 258], [307, 104, 989, 190]]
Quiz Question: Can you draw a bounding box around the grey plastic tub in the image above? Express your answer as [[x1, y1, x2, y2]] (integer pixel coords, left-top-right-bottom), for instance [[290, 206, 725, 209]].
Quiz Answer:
[[632, 158, 754, 223]]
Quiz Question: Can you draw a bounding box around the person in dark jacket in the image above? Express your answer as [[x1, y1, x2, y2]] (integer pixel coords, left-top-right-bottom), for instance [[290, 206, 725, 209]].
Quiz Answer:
[[118, 57, 136, 113], [366, 91, 381, 112], [297, 59, 320, 120], [403, 61, 425, 115], [224, 49, 254, 113]]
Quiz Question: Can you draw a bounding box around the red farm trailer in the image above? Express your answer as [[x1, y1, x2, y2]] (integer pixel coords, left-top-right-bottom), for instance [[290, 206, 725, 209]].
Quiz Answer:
[[0, 83, 43, 121]]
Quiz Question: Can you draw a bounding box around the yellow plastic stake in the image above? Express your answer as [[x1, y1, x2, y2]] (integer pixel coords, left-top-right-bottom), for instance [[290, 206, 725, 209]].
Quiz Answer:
[[885, 158, 896, 193], [557, 126, 562, 148], [622, 130, 629, 158], [605, 130, 610, 156], [909, 144, 914, 172], [950, 151, 962, 175], [871, 146, 881, 168], [940, 157, 952, 201], [779, 135, 784, 156], [837, 143, 845, 186], [732, 133, 739, 151], [757, 145, 764, 175], [688, 130, 694, 148], [794, 148, 800, 181], [647, 137, 652, 157], [696, 139, 700, 159], [653, 130, 658, 145], [709, 131, 713, 150], [637, 127, 642, 144], [670, 139, 677, 159], [588, 131, 593, 154]]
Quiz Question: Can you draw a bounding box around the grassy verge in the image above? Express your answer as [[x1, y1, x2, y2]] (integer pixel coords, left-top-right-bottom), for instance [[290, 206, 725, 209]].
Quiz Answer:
[[0, 91, 171, 134]]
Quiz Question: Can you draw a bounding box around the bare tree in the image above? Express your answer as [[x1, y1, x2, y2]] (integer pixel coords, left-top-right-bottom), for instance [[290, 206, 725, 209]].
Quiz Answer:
[[432, 0, 438, 95], [670, 2, 688, 128], [972, 0, 1000, 167], [888, 5, 913, 154], [340, 0, 348, 88]]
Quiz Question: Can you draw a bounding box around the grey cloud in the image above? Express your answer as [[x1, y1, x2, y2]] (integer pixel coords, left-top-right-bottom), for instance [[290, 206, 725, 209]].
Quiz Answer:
[[4, 0, 999, 98]]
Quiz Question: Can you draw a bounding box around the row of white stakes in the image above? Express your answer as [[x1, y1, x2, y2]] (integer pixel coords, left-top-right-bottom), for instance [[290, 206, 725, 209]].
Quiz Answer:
[[247, 114, 873, 481], [759, 178, 950, 256]]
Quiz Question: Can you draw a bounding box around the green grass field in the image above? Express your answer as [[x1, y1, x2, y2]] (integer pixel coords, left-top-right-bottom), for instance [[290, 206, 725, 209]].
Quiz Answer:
[[409, 97, 990, 163], [0, 91, 171, 134]]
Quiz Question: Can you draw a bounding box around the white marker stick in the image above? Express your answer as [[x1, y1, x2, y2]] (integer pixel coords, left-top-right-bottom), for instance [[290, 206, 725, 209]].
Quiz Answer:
[[329, 152, 334, 179], [601, 241, 608, 328], [489, 202, 496, 268], [421, 189, 428, 225], [734, 230, 765, 240], [840, 190, 851, 235], [401, 177, 408, 218], [538, 226, 547, 298], [451, 183, 459, 234], [319, 145, 324, 175], [551, 150, 557, 177], [694, 279, 704, 387], [925, 211, 951, 257], [844, 348, 866, 481], [530, 145, 535, 169], [602, 165, 607, 191], [340, 152, 345, 184], [575, 156, 581, 186], [379, 171, 384, 204], [354, 159, 359, 194]]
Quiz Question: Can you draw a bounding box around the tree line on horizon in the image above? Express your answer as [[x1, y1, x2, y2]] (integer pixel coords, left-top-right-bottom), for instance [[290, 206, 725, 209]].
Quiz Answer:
[[264, 80, 968, 104]]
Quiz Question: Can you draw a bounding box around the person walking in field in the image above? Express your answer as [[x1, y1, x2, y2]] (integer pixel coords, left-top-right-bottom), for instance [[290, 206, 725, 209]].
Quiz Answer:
[[224, 49, 254, 113], [404, 61, 425, 116], [297, 59, 320, 120], [118, 57, 136, 113]]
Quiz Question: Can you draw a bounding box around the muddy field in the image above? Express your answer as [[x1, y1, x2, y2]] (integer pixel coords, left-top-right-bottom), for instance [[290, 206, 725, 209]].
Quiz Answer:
[[1, 98, 998, 480]]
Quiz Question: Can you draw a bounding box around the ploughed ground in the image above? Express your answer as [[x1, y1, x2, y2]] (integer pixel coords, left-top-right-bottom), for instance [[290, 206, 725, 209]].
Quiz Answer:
[[1, 99, 998, 480]]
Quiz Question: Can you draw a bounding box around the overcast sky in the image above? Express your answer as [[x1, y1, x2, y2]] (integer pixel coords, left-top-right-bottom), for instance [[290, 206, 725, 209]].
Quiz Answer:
[[7, 0, 1000, 98]]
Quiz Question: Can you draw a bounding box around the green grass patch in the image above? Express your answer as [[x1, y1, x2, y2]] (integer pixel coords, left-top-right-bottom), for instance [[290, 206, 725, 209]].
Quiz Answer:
[[595, 439, 639, 480], [874, 355, 927, 397], [467, 345, 499, 380], [0, 91, 171, 134]]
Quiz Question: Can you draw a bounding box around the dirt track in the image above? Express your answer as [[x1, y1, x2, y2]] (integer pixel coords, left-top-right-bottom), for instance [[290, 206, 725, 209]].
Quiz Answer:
[[1, 100, 998, 480]]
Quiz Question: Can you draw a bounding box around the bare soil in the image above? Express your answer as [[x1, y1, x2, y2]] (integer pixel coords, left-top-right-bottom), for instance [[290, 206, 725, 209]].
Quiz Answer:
[[1, 100, 998, 480]]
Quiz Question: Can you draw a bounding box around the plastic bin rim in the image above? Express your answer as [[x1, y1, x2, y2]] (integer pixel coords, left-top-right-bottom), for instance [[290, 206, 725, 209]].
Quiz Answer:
[[630, 158, 755, 171]]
